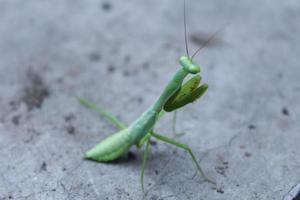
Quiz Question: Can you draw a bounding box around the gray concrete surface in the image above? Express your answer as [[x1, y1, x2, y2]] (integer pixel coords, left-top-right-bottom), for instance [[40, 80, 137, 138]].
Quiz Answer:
[[0, 0, 300, 199]]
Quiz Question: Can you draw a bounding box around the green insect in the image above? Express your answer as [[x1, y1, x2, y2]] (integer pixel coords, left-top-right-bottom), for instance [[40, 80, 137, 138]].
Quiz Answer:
[[78, 0, 220, 197]]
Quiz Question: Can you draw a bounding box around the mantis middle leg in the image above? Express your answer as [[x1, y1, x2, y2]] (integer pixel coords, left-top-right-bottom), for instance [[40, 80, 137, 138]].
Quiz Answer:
[[150, 132, 215, 184]]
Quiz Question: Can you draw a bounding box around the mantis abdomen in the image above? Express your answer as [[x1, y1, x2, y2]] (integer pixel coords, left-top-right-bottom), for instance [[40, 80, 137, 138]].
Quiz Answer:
[[85, 129, 133, 161], [85, 108, 158, 161]]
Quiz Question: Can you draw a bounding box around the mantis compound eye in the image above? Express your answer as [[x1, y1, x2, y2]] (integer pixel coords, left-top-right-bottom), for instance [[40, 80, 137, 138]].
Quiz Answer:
[[188, 64, 200, 74], [179, 55, 200, 74]]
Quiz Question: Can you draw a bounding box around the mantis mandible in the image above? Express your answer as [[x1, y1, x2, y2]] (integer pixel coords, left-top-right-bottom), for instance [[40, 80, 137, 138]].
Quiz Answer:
[[78, 0, 221, 196]]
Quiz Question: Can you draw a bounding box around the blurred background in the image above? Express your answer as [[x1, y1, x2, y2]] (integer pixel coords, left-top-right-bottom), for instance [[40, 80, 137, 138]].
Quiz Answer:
[[0, 0, 299, 199]]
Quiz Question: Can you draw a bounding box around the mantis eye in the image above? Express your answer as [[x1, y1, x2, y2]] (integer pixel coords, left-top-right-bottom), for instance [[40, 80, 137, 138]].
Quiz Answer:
[[188, 64, 200, 74], [164, 75, 208, 112]]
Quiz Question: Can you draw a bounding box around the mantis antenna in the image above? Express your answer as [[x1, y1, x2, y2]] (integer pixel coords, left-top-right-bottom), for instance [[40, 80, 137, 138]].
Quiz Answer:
[[184, 0, 190, 58], [191, 23, 229, 59]]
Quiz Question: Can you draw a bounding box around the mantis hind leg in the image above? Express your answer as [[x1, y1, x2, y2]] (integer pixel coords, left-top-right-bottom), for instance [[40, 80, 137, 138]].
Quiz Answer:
[[141, 138, 151, 198], [77, 97, 126, 130], [151, 132, 215, 184], [172, 111, 185, 137]]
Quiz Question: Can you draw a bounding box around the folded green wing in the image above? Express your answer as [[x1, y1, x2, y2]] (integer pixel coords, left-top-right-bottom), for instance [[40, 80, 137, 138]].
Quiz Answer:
[[163, 75, 208, 112]]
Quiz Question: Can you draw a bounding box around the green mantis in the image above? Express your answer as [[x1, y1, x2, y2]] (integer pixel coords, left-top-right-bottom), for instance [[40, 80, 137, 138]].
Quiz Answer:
[[78, 0, 218, 197]]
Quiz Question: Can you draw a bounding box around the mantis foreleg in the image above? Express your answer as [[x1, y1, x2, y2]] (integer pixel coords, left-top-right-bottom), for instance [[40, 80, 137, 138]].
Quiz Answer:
[[150, 132, 215, 184]]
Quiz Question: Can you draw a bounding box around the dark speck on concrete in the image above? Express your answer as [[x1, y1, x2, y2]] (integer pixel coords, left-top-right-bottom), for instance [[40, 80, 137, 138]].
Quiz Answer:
[[142, 62, 149, 69], [101, 2, 112, 11], [40, 161, 47, 171], [244, 152, 252, 158], [56, 77, 63, 84], [24, 135, 34, 144], [282, 107, 289, 116], [124, 55, 131, 63], [89, 52, 101, 62], [216, 187, 224, 194], [123, 70, 130, 77], [65, 124, 75, 134], [215, 164, 228, 177], [277, 73, 283, 79], [115, 187, 130, 197], [107, 65, 116, 73], [9, 100, 19, 111], [248, 124, 256, 130], [21, 69, 50, 111], [64, 114, 75, 122], [223, 161, 229, 165], [11, 115, 21, 125], [137, 97, 143, 103]]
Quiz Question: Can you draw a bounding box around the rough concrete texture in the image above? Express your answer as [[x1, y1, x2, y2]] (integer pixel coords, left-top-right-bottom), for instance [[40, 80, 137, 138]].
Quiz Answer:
[[0, 0, 300, 199]]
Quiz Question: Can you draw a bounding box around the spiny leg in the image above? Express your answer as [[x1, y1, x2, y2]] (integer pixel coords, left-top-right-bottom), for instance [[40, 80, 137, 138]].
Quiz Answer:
[[141, 138, 151, 198], [172, 111, 185, 137], [151, 132, 215, 184], [77, 97, 126, 130]]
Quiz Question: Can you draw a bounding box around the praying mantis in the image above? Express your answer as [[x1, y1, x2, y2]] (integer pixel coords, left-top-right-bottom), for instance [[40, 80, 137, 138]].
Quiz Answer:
[[78, 0, 221, 197]]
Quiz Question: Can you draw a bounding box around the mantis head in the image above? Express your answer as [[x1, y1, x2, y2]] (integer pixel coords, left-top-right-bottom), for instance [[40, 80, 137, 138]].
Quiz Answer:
[[179, 55, 200, 74]]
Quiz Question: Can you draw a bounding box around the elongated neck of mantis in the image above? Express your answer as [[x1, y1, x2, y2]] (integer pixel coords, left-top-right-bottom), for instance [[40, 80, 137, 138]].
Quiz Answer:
[[152, 68, 188, 113]]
